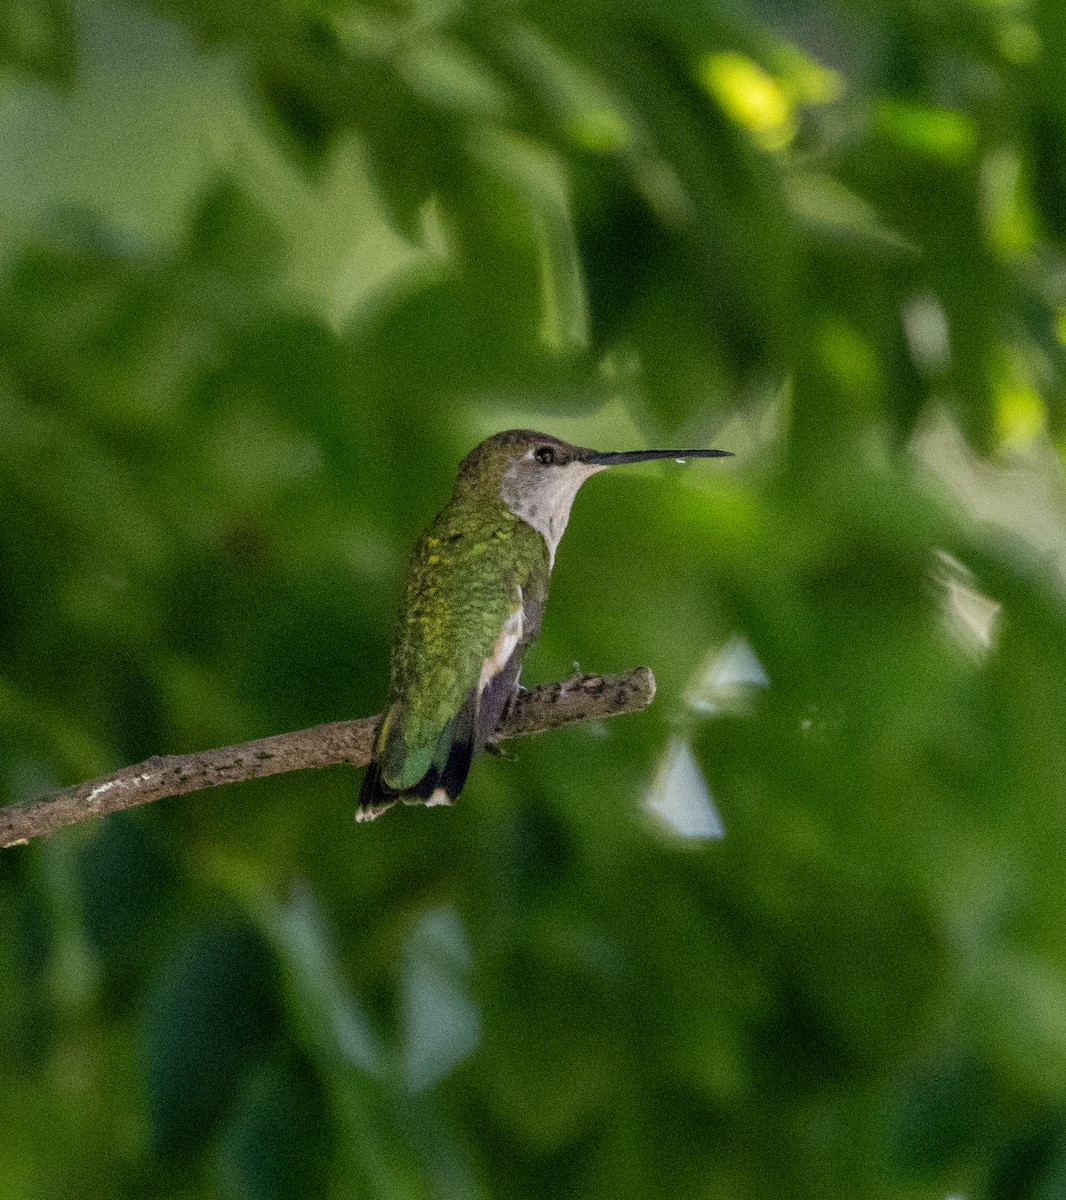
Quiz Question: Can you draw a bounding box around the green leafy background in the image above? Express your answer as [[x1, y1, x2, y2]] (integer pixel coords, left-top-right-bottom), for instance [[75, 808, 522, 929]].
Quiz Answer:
[[3, 0, 1066, 1196]]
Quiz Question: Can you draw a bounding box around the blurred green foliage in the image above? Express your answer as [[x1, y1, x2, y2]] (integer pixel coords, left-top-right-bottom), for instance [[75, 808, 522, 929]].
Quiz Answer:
[[3, 0, 1066, 1196]]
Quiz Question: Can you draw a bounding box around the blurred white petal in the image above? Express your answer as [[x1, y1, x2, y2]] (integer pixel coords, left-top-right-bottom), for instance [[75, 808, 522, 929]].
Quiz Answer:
[[403, 905, 481, 1092], [686, 635, 769, 715], [645, 737, 724, 841], [934, 550, 1000, 658]]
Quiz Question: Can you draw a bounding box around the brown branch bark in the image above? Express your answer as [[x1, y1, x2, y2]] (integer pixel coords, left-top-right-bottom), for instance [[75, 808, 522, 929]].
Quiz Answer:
[[0, 668, 655, 847]]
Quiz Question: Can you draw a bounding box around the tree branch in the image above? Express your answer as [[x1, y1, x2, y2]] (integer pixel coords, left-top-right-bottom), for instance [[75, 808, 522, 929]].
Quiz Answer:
[[0, 668, 656, 847]]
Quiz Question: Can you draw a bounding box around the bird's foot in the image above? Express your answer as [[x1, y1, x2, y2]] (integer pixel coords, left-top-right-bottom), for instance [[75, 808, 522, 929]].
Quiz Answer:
[[501, 682, 527, 723]]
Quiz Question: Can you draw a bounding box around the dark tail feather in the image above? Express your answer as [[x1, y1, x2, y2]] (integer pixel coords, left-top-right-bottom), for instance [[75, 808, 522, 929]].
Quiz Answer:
[[356, 691, 478, 822], [411, 693, 476, 804], [356, 755, 397, 823]]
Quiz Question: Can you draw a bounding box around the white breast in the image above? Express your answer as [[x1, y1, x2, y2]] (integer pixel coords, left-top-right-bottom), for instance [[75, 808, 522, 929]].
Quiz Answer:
[[479, 592, 524, 693]]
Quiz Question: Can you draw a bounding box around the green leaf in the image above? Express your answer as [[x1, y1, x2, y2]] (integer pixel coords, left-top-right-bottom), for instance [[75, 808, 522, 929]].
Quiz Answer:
[[140, 923, 279, 1159]]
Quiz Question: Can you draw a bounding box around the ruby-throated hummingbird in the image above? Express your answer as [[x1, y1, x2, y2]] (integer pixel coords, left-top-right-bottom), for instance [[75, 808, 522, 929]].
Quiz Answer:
[[357, 429, 732, 821]]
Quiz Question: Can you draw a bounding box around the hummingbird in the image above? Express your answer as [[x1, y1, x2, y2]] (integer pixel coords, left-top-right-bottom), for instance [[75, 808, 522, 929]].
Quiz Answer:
[[357, 430, 732, 821]]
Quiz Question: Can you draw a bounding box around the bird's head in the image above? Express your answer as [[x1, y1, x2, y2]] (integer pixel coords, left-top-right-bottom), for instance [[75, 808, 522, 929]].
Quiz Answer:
[[454, 430, 732, 563]]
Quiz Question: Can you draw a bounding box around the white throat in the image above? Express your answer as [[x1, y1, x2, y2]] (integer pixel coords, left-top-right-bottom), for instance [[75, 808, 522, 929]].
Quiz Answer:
[[501, 460, 606, 567]]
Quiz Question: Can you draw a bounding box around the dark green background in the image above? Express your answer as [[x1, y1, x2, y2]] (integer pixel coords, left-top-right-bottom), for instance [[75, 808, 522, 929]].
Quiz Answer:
[[3, 0, 1066, 1196]]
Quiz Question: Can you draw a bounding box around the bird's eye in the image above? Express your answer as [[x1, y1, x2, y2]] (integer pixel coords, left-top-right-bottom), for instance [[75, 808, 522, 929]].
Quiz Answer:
[[534, 446, 556, 465]]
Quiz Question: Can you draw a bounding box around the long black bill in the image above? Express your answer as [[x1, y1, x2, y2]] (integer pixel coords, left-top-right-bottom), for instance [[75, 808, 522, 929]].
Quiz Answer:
[[582, 447, 733, 465]]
